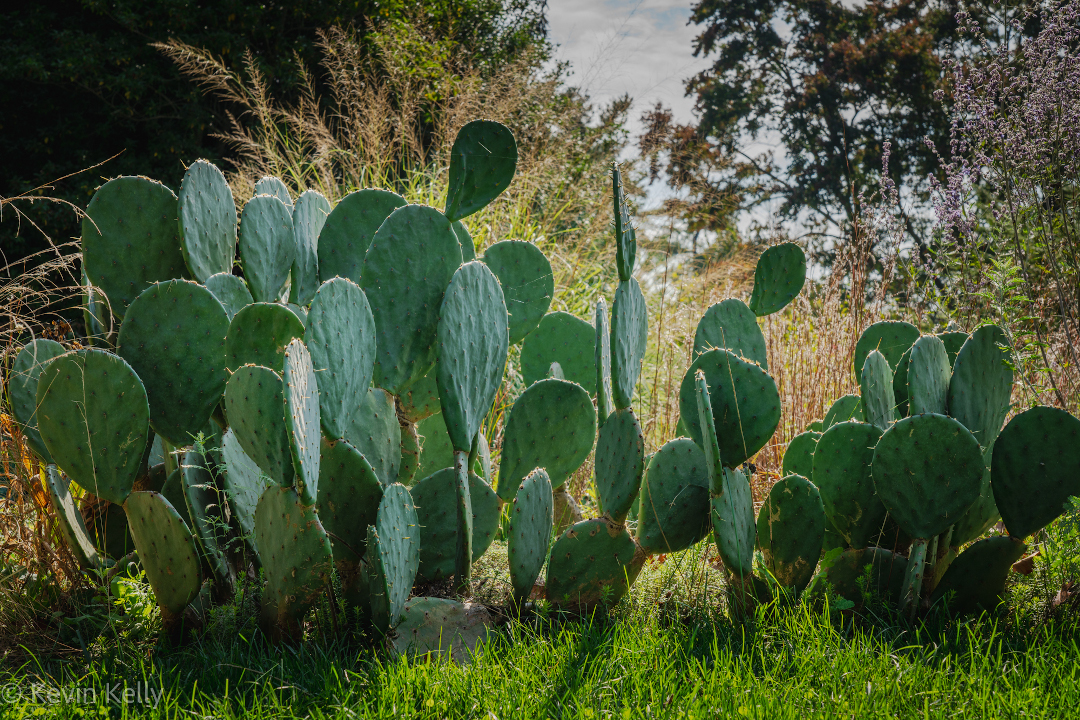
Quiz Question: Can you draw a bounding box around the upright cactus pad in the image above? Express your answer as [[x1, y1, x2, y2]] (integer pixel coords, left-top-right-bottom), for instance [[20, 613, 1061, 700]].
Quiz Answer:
[[361, 204, 463, 394], [225, 302, 305, 373], [711, 466, 756, 576], [317, 189, 405, 285], [610, 277, 648, 409], [520, 311, 597, 393], [82, 272, 114, 348], [480, 240, 554, 344], [82, 176, 187, 317], [853, 321, 919, 375], [822, 547, 908, 605], [748, 243, 806, 316], [10, 339, 66, 462], [930, 535, 1027, 613], [178, 159, 236, 282], [938, 331, 969, 364], [756, 474, 825, 591], [893, 346, 912, 416], [860, 350, 897, 431], [436, 261, 509, 452], [368, 483, 421, 633], [873, 413, 984, 539], [695, 369, 723, 494], [415, 412, 456, 481], [391, 597, 493, 663], [781, 430, 820, 480], [290, 190, 331, 306], [283, 339, 321, 505], [497, 378, 596, 501], [546, 518, 645, 610], [343, 388, 401, 487], [612, 164, 635, 282], [411, 468, 500, 581], [399, 369, 442, 424], [948, 324, 1013, 449], [253, 176, 292, 208], [594, 407, 645, 522], [205, 273, 253, 320], [124, 491, 203, 615], [991, 406, 1080, 539], [316, 436, 384, 588], [444, 119, 518, 222], [36, 349, 149, 506], [118, 279, 230, 446], [451, 220, 476, 261], [181, 450, 232, 592], [239, 195, 295, 303], [46, 466, 101, 570], [822, 394, 864, 429], [305, 277, 376, 440], [594, 298, 615, 425], [507, 468, 553, 602], [812, 421, 885, 548], [693, 299, 768, 369], [220, 428, 272, 545], [635, 437, 710, 554], [224, 364, 294, 485], [907, 335, 951, 415], [679, 348, 781, 468]]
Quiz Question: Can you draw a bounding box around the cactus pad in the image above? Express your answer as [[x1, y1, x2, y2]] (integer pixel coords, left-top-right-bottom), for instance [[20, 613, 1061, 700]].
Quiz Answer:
[[283, 339, 321, 505], [907, 335, 951, 415], [124, 491, 202, 614], [10, 339, 66, 462], [748, 243, 806, 316], [711, 466, 756, 576], [930, 535, 1027, 613], [399, 369, 442, 424], [497, 378, 596, 501], [821, 547, 908, 605], [860, 350, 897, 431], [36, 349, 149, 506], [520, 311, 597, 393], [82, 176, 187, 317], [812, 421, 885, 548], [546, 518, 645, 610], [253, 176, 292, 207], [853, 321, 919, 374], [305, 277, 376, 440], [635, 437, 710, 554], [178, 159, 236, 282], [180, 450, 232, 591], [938, 331, 969, 364], [225, 302, 305, 373], [317, 189, 406, 285], [480, 240, 554, 344], [205, 273, 253, 320], [316, 436, 384, 585], [950, 458, 999, 547], [239, 195, 295, 303], [612, 164, 635, 282], [290, 190, 331, 306], [451, 220, 476, 260], [343, 388, 401, 487], [781, 430, 821, 480], [220, 428, 272, 544], [444, 120, 517, 221], [610, 277, 648, 409], [507, 468, 554, 601], [892, 346, 912, 416], [117, 279, 230, 446], [594, 298, 614, 425], [756, 474, 825, 591], [948, 324, 1013, 448], [224, 364, 294, 485], [82, 272, 114, 348], [822, 394, 864, 429], [873, 413, 984, 539], [368, 483, 421, 633], [46, 466, 101, 570], [693, 299, 768, 369], [391, 597, 493, 663], [411, 468, 500, 581], [594, 407, 645, 522]]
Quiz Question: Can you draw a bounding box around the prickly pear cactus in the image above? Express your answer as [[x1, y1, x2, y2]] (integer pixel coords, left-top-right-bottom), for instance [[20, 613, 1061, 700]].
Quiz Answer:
[[710, 467, 756, 578], [367, 483, 421, 634], [343, 388, 401, 487], [635, 438, 710, 555], [205, 273, 253, 320], [756, 474, 825, 592], [611, 163, 635, 282], [180, 450, 233, 596], [178, 159, 236, 283], [520, 311, 597, 393], [693, 299, 768, 369], [225, 302, 305, 373], [610, 277, 648, 409], [224, 365, 294, 485], [822, 394, 864, 429], [9, 339, 66, 462], [444, 120, 518, 222], [480, 240, 554, 345], [290, 190, 331, 306], [254, 176, 292, 207], [507, 468, 554, 603], [411, 469, 500, 581], [124, 491, 203, 618], [907, 335, 951, 416], [853, 321, 919, 375], [812, 421, 885, 548], [220, 428, 272, 548], [747, 243, 806, 317], [594, 298, 615, 425], [283, 339, 321, 505], [781, 430, 820, 481], [820, 547, 908, 605], [860, 350, 897, 432], [948, 324, 1013, 449], [45, 466, 101, 570], [239, 194, 295, 303], [593, 407, 644, 522], [391, 597, 493, 663], [317, 189, 405, 285], [930, 535, 1027, 613], [546, 517, 645, 611]]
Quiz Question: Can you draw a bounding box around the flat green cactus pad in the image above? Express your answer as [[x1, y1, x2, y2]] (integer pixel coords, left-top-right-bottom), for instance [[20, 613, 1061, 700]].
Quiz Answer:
[[253, 176, 292, 208], [82, 176, 187, 317], [305, 277, 376, 440], [254, 485, 333, 642], [694, 369, 723, 496], [822, 394, 864, 429], [950, 456, 999, 546], [930, 535, 1027, 614], [594, 298, 615, 425], [873, 413, 984, 539], [893, 346, 912, 417], [907, 335, 951, 415], [612, 164, 635, 282], [480, 240, 554, 344], [948, 324, 1013, 449], [991, 406, 1080, 539], [748, 243, 806, 316], [178, 159, 236, 283], [82, 272, 114, 348], [343, 388, 401, 487], [711, 466, 756, 576], [117, 279, 230, 446], [316, 436, 383, 583], [10, 339, 66, 462], [444, 119, 517, 221], [399, 369, 442, 424], [635, 438, 710, 555], [610, 278, 648, 409], [507, 468, 553, 601], [224, 364, 294, 485], [224, 302, 305, 373], [781, 430, 821, 480], [594, 407, 644, 522], [520, 311, 597, 393], [411, 468, 500, 581], [290, 190, 331, 306], [812, 421, 885, 548], [205, 273, 253, 320], [283, 339, 321, 505], [46, 466, 101, 570], [853, 321, 919, 375], [757, 474, 824, 591], [398, 421, 421, 486], [239, 195, 295, 303], [693, 299, 768, 369], [361, 204, 463, 395], [414, 412, 488, 482], [679, 348, 781, 468], [938, 331, 969, 365], [497, 378, 596, 501], [860, 350, 897, 432], [368, 483, 421, 633], [36, 349, 149, 506], [390, 597, 493, 663], [161, 467, 192, 526], [317, 189, 406, 285], [181, 450, 232, 591], [546, 517, 645, 610], [451, 220, 476, 260], [124, 491, 202, 614], [221, 428, 272, 545], [821, 547, 908, 605], [436, 261, 508, 452]]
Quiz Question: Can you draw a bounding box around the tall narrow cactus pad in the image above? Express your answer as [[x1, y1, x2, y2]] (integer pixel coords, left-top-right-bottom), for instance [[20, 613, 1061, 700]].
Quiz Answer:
[[812, 421, 885, 548], [711, 467, 756, 577], [316, 436, 383, 595], [853, 321, 919, 375], [508, 468, 553, 603], [391, 597, 493, 663], [444, 120, 518, 222], [930, 535, 1027, 614], [224, 365, 294, 485], [594, 298, 614, 425], [117, 279, 229, 446], [893, 346, 912, 416], [253, 176, 292, 208], [781, 430, 820, 480], [283, 339, 320, 505], [411, 468, 500, 581], [991, 406, 1080, 539], [290, 190, 331, 306], [948, 324, 1013, 449], [610, 278, 648, 409], [748, 243, 806, 316], [317, 189, 405, 285], [10, 339, 66, 462], [124, 491, 202, 615], [82, 176, 186, 317], [546, 518, 645, 611], [205, 273, 253, 320], [612, 163, 635, 282], [220, 428, 272, 547], [305, 277, 376, 440], [239, 195, 295, 303], [907, 335, 951, 415], [46, 466, 101, 570], [36, 349, 149, 505], [178, 160, 236, 282], [181, 450, 233, 594], [635, 438, 710, 554], [860, 350, 897, 431], [756, 474, 824, 592], [496, 378, 596, 501], [822, 394, 864, 429], [694, 369, 723, 494], [594, 407, 645, 522], [367, 483, 421, 633], [693, 299, 768, 369], [480, 240, 554, 344], [520, 311, 597, 393], [225, 302, 305, 373], [361, 205, 463, 394]]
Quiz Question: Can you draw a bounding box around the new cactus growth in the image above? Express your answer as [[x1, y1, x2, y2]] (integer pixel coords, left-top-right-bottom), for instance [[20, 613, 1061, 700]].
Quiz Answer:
[[860, 350, 898, 432], [444, 120, 518, 222], [594, 298, 615, 425], [507, 468, 554, 604], [906, 335, 951, 415]]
